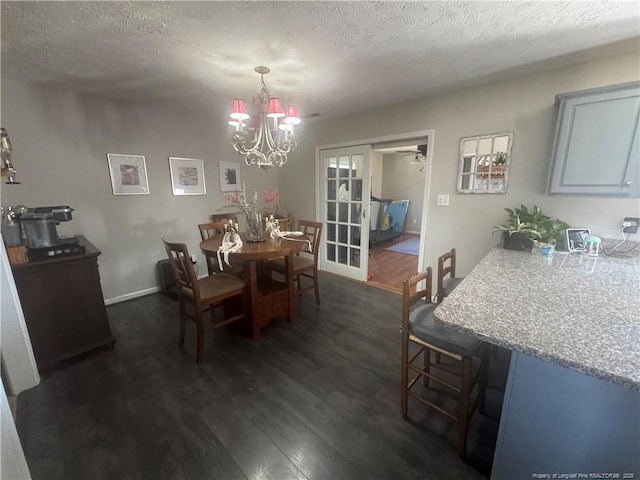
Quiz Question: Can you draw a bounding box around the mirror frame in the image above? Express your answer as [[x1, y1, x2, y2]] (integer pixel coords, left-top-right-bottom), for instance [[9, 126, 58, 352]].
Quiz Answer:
[[457, 132, 513, 194]]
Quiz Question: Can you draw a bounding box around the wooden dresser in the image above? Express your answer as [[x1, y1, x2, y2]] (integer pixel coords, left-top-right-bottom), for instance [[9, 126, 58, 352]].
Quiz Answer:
[[11, 235, 115, 370]]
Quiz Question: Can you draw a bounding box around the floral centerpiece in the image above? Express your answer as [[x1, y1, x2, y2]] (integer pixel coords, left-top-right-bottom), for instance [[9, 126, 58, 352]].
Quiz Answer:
[[262, 188, 280, 216], [221, 182, 278, 242]]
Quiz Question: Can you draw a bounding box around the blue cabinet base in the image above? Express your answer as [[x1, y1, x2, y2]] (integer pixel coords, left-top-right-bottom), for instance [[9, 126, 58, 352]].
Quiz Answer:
[[491, 352, 639, 479]]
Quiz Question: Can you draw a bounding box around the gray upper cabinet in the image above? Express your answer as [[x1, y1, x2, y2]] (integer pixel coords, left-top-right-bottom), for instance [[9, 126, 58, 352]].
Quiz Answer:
[[548, 81, 640, 196]]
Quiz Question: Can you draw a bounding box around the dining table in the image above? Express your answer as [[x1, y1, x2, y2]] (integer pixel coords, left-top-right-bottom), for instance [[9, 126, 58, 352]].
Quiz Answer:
[[199, 232, 310, 340]]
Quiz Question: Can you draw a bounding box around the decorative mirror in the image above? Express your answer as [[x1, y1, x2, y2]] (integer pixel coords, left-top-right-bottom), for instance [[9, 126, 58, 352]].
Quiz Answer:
[[457, 132, 513, 194]]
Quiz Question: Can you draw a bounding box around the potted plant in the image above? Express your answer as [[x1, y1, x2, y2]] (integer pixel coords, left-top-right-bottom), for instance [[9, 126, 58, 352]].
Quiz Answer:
[[493, 205, 569, 253], [522, 205, 570, 253]]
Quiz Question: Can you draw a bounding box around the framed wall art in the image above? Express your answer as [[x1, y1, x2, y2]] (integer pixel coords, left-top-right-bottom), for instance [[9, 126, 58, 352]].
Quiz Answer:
[[107, 153, 150, 195], [219, 161, 242, 192], [169, 157, 206, 196]]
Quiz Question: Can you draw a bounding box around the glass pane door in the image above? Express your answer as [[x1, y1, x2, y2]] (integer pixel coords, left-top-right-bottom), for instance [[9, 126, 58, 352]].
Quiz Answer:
[[320, 145, 370, 281]]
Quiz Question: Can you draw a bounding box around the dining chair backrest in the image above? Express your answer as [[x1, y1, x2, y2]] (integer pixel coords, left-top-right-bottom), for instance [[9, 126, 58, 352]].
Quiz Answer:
[[198, 221, 228, 275], [198, 221, 227, 241], [298, 220, 323, 260], [163, 239, 199, 301], [402, 268, 432, 329], [268, 219, 323, 305], [276, 216, 292, 232], [437, 248, 458, 303]]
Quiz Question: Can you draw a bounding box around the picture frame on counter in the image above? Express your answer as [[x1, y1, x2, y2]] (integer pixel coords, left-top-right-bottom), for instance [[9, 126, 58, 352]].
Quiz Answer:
[[219, 161, 241, 192], [169, 157, 206, 196], [107, 153, 149, 195], [566, 228, 590, 252]]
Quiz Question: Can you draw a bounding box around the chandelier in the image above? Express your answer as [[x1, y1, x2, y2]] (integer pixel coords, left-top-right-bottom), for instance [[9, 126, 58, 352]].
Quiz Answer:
[[228, 66, 301, 171]]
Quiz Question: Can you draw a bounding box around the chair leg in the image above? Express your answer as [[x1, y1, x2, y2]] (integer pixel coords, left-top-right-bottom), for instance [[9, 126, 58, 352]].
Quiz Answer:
[[296, 273, 302, 297], [423, 347, 431, 388], [400, 333, 409, 418], [178, 297, 186, 351], [313, 270, 320, 305], [457, 356, 472, 459], [195, 310, 205, 364]]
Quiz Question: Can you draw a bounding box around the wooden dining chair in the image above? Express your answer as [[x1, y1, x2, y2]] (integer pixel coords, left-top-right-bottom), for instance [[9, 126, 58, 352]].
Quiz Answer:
[[163, 239, 248, 363], [198, 221, 228, 275], [401, 268, 487, 459], [276, 215, 292, 232], [436, 248, 464, 304], [268, 220, 323, 305]]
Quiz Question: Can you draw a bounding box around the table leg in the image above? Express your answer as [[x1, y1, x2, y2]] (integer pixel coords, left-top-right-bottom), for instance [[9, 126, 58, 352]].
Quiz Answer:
[[286, 252, 294, 321], [248, 260, 260, 340]]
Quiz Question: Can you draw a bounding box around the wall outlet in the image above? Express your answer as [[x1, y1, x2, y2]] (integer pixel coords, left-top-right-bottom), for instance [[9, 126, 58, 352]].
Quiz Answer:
[[190, 254, 197, 264], [622, 217, 639, 234]]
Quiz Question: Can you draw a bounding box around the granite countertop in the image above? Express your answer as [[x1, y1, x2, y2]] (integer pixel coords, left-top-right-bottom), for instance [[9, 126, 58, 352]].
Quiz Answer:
[[434, 248, 640, 390]]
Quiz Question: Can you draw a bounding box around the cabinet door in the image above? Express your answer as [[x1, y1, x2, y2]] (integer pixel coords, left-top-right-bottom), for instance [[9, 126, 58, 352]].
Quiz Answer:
[[13, 256, 113, 369], [548, 82, 640, 196]]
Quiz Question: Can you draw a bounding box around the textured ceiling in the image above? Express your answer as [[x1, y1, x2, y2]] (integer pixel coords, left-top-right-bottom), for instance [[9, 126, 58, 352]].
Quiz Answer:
[[1, 1, 639, 122]]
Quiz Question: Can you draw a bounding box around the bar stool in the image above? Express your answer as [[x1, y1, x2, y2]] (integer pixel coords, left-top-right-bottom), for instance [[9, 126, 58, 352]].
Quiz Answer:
[[436, 248, 464, 304], [401, 268, 487, 459]]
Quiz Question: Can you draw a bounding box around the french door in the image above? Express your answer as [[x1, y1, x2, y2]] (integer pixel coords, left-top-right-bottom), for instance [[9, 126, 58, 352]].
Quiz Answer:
[[318, 145, 371, 281]]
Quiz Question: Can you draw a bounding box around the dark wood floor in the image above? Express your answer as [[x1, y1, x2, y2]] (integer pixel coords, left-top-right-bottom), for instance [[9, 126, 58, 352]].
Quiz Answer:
[[17, 273, 509, 480]]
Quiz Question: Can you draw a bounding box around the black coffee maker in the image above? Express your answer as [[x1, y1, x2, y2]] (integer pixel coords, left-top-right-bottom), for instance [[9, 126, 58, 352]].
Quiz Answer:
[[18, 206, 85, 260]]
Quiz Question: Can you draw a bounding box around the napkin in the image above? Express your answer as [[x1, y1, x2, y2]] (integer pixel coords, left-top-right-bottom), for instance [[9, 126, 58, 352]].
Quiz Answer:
[[277, 231, 312, 252], [216, 231, 243, 270]]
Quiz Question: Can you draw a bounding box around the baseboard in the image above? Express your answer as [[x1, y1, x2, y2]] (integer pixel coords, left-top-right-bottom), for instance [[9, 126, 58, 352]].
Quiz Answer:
[[104, 271, 207, 306], [404, 230, 420, 235], [104, 286, 161, 305]]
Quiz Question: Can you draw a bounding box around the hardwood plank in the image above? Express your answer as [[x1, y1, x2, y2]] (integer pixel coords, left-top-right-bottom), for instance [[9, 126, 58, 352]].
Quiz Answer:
[[16, 375, 66, 480], [197, 395, 308, 480], [367, 233, 420, 292], [232, 387, 366, 479]]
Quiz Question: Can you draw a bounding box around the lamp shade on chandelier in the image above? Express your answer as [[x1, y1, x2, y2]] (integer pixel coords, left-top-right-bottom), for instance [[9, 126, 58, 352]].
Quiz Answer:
[[229, 66, 301, 170]]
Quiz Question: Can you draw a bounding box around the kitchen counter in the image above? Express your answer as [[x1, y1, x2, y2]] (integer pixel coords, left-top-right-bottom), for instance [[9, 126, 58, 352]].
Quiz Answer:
[[435, 248, 640, 390], [434, 248, 640, 478]]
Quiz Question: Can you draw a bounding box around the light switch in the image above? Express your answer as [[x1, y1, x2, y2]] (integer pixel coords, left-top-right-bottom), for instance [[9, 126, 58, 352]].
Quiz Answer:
[[436, 194, 450, 206]]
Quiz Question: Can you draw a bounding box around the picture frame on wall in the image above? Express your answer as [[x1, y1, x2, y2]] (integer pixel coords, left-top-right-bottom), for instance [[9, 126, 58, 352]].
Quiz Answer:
[[219, 161, 242, 192], [169, 157, 206, 196], [107, 153, 150, 195]]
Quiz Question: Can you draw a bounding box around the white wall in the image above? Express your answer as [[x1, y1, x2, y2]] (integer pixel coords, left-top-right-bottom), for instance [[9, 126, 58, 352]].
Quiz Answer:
[[0, 80, 278, 301], [381, 153, 425, 233], [279, 50, 640, 280], [370, 152, 383, 199], [1, 385, 31, 480], [0, 236, 39, 395], [0, 236, 36, 479]]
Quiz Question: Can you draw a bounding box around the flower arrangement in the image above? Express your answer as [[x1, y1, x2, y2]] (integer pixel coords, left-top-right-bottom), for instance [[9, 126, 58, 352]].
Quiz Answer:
[[221, 182, 279, 241], [222, 182, 258, 217], [221, 182, 279, 217], [262, 187, 280, 216]]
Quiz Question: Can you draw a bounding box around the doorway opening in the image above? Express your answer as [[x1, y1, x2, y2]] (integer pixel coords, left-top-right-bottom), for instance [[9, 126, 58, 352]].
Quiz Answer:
[[316, 130, 433, 293], [366, 142, 427, 293]]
